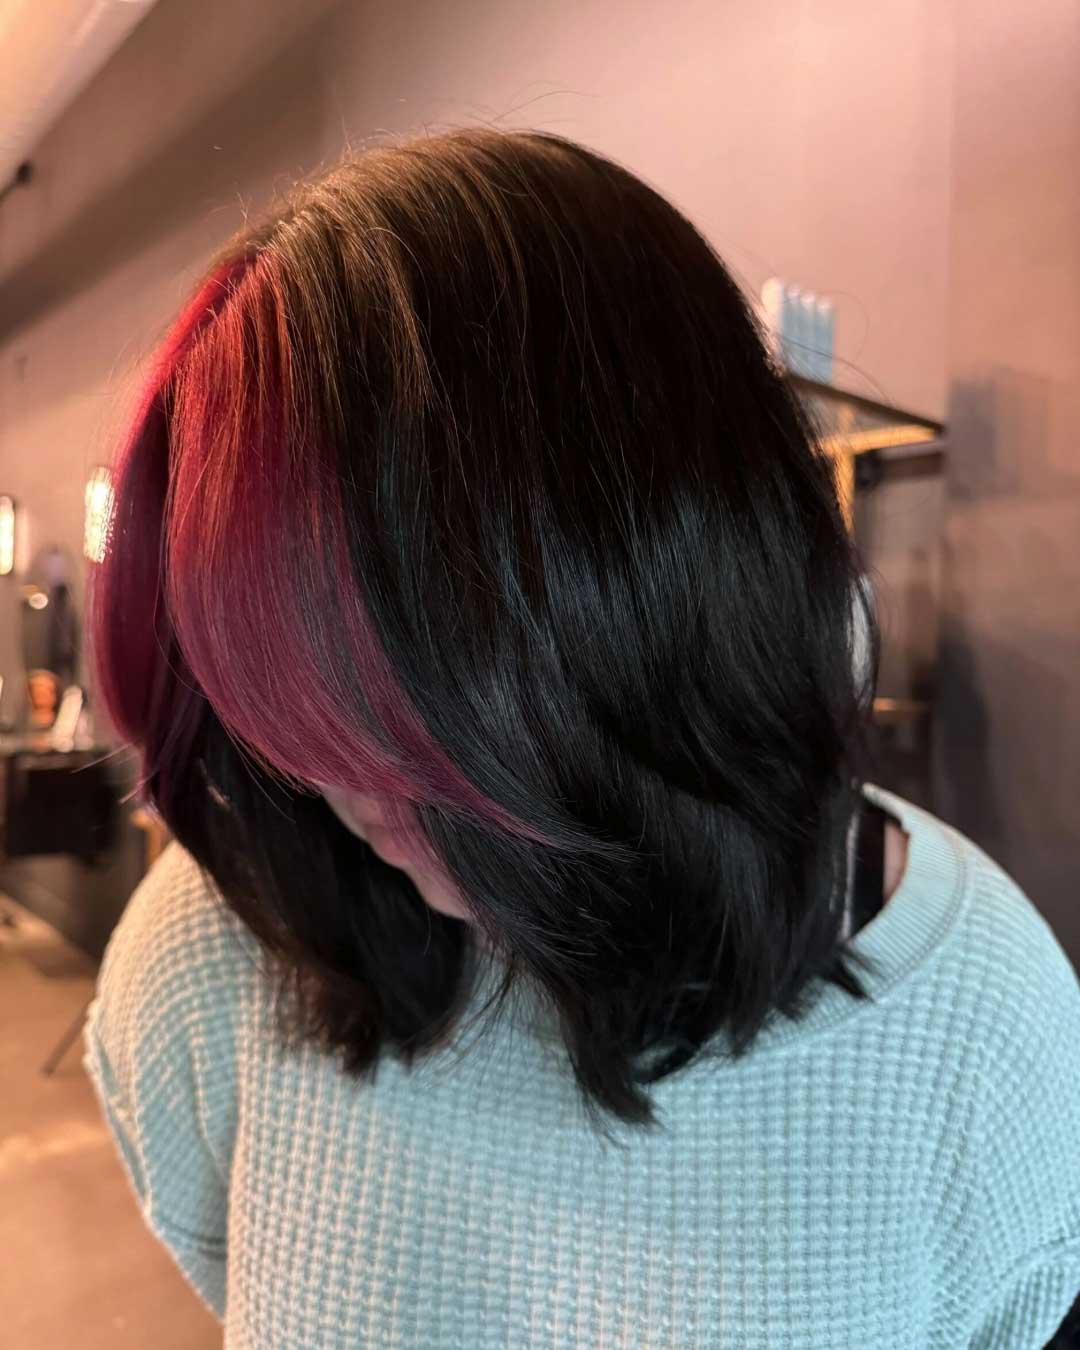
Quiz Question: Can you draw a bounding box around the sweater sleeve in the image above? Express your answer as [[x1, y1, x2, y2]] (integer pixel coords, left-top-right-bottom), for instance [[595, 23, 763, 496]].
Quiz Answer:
[[82, 843, 250, 1322], [960, 870, 1080, 1348]]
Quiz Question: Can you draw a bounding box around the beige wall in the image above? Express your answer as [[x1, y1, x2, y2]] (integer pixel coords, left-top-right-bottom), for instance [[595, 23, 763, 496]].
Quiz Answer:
[[323, 0, 953, 420]]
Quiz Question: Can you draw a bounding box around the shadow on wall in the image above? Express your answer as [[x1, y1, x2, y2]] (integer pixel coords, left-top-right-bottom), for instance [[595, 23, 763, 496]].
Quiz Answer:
[[934, 611, 1003, 848], [947, 368, 1080, 504], [935, 599, 1076, 935], [935, 370, 1080, 957], [0, 5, 337, 346]]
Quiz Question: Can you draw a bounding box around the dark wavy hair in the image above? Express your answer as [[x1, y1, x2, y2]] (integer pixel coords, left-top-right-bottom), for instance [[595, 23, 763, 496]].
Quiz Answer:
[[92, 129, 878, 1127]]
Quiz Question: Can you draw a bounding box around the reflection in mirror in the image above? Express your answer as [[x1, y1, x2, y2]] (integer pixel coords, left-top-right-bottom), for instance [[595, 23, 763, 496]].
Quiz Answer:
[[0, 496, 16, 576], [27, 667, 60, 729]]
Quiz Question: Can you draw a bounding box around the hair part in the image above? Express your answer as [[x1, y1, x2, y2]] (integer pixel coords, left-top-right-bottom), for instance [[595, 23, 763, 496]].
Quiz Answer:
[[93, 129, 878, 1128]]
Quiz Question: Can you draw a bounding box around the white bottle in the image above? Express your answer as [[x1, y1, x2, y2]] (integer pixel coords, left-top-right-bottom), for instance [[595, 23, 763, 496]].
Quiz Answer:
[[798, 291, 819, 380], [817, 298, 835, 383], [782, 284, 801, 372]]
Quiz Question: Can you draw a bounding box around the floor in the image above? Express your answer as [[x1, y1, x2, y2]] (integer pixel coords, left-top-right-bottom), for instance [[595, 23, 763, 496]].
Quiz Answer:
[[0, 897, 220, 1349]]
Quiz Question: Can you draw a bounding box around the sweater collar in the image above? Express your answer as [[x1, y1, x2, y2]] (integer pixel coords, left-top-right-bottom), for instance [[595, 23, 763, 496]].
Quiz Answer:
[[460, 785, 971, 1058]]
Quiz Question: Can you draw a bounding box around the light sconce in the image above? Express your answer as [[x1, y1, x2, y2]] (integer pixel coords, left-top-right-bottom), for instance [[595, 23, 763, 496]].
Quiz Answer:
[[84, 467, 114, 564], [0, 496, 15, 576]]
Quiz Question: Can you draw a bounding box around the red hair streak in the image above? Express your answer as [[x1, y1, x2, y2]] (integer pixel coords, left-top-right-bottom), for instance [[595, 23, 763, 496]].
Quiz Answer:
[[93, 253, 543, 847]]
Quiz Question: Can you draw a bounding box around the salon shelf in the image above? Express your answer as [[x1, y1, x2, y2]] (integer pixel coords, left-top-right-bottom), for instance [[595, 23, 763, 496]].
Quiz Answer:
[[872, 697, 932, 726], [787, 373, 946, 523]]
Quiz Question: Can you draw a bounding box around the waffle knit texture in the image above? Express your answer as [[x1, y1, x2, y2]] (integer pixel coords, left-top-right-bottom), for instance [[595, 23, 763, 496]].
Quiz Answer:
[[83, 787, 1080, 1348]]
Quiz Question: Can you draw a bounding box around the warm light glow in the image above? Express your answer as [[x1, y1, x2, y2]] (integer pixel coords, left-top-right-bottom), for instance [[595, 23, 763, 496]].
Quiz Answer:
[[84, 466, 114, 563], [0, 495, 14, 575], [28, 590, 47, 610]]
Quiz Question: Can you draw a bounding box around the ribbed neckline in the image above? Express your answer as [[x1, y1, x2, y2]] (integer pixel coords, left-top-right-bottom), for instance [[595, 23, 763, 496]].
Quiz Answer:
[[750, 783, 972, 1054], [463, 785, 973, 1056]]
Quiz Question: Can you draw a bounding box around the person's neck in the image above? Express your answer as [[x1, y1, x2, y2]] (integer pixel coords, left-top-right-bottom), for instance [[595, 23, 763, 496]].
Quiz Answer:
[[883, 818, 910, 903]]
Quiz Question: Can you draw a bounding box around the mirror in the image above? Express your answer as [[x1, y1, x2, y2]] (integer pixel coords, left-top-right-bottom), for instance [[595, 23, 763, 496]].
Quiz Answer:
[[19, 546, 81, 740]]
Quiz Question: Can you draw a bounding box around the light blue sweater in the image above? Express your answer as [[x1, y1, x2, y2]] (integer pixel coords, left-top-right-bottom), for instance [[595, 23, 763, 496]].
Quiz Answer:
[[83, 788, 1080, 1347]]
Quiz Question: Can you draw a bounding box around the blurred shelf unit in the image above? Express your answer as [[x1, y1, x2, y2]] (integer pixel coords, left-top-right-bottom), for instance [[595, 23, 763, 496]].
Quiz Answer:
[[788, 374, 946, 525], [870, 696, 932, 727], [788, 375, 947, 806]]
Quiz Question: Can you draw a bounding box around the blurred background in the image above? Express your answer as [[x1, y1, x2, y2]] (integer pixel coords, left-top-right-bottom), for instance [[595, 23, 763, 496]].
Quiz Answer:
[[0, 0, 1076, 1344]]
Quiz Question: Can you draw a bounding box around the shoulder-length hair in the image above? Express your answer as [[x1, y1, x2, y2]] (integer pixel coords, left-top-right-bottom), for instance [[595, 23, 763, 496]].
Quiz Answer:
[[93, 129, 877, 1127]]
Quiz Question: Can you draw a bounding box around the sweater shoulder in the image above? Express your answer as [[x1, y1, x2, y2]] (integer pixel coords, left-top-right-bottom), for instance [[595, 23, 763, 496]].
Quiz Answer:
[[947, 827, 1078, 1041], [91, 841, 262, 1055], [124, 840, 255, 961], [871, 790, 1077, 1030], [934, 826, 1080, 1263]]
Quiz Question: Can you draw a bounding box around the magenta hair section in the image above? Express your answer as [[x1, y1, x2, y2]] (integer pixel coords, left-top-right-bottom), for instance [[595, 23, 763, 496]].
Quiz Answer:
[[93, 251, 537, 845], [90, 261, 253, 804]]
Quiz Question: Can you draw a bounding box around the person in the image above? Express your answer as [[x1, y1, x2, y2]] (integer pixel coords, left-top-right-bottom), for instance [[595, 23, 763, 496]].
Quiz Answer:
[[26, 667, 60, 730], [84, 129, 1080, 1348]]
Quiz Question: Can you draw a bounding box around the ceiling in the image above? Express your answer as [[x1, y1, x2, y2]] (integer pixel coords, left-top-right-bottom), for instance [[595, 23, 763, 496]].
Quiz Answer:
[[0, 0, 159, 187]]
